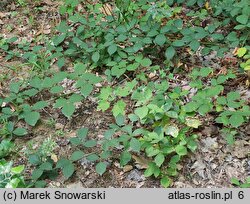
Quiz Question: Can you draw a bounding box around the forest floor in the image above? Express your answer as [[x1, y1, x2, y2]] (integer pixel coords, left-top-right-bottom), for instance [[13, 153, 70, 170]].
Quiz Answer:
[[0, 0, 249, 188]]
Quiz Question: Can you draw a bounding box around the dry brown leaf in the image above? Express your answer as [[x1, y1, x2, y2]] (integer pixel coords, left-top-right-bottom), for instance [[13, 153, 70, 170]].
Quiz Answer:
[[100, 4, 113, 16], [51, 154, 58, 163], [123, 165, 133, 172], [132, 155, 150, 169]]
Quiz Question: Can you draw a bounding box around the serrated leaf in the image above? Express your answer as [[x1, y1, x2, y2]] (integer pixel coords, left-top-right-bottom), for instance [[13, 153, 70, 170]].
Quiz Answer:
[[183, 101, 198, 112], [140, 58, 152, 67], [120, 151, 131, 166], [62, 162, 74, 179], [56, 158, 71, 168], [134, 106, 148, 120], [129, 138, 141, 152], [70, 151, 84, 161], [108, 44, 118, 55], [50, 86, 64, 94], [154, 153, 165, 167], [10, 82, 21, 93], [29, 154, 41, 165], [86, 154, 99, 162], [32, 101, 48, 110], [236, 14, 248, 25], [62, 103, 75, 119], [95, 162, 107, 175], [165, 46, 175, 60], [35, 180, 47, 188], [175, 145, 187, 156], [24, 112, 40, 126], [154, 34, 166, 46], [11, 165, 24, 174], [13, 128, 27, 136], [115, 114, 125, 126], [84, 140, 97, 148], [92, 51, 100, 63], [231, 177, 240, 186], [112, 100, 126, 117], [236, 47, 247, 57], [77, 128, 88, 139], [53, 34, 66, 46], [40, 162, 53, 171], [229, 114, 244, 128], [161, 176, 171, 187], [189, 40, 200, 51], [80, 83, 93, 97], [32, 169, 43, 180]]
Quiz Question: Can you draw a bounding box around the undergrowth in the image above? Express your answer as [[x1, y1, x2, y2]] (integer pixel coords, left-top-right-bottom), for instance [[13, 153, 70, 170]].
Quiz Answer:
[[0, 0, 249, 187]]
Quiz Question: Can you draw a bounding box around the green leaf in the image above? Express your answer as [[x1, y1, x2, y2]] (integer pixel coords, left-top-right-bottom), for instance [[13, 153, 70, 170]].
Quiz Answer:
[[62, 162, 75, 179], [227, 92, 240, 101], [183, 101, 199, 112], [198, 104, 212, 115], [154, 34, 166, 46], [226, 134, 235, 146], [70, 137, 81, 146], [231, 177, 240, 186], [40, 162, 53, 171], [80, 83, 93, 97], [120, 151, 131, 166], [53, 34, 66, 46], [172, 40, 185, 47], [189, 40, 200, 51], [97, 100, 110, 111], [11, 165, 24, 174], [32, 101, 48, 110], [134, 106, 148, 120], [154, 153, 165, 167], [112, 100, 126, 117], [200, 67, 213, 77], [236, 47, 247, 57], [236, 14, 248, 25], [70, 151, 84, 161], [140, 58, 152, 67], [69, 94, 83, 103], [108, 44, 118, 55], [165, 46, 175, 60], [35, 180, 47, 188], [56, 158, 71, 168], [62, 103, 75, 119], [10, 82, 21, 93], [95, 162, 107, 175], [29, 154, 41, 165], [175, 145, 187, 156], [187, 140, 197, 152], [115, 114, 125, 126], [24, 112, 40, 126], [86, 154, 99, 162], [229, 114, 244, 128], [50, 86, 64, 94], [13, 128, 27, 136], [77, 128, 88, 139], [57, 57, 65, 68], [92, 51, 100, 63], [161, 176, 171, 187], [84, 140, 97, 148], [32, 169, 43, 180], [129, 138, 141, 152], [165, 126, 179, 137]]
